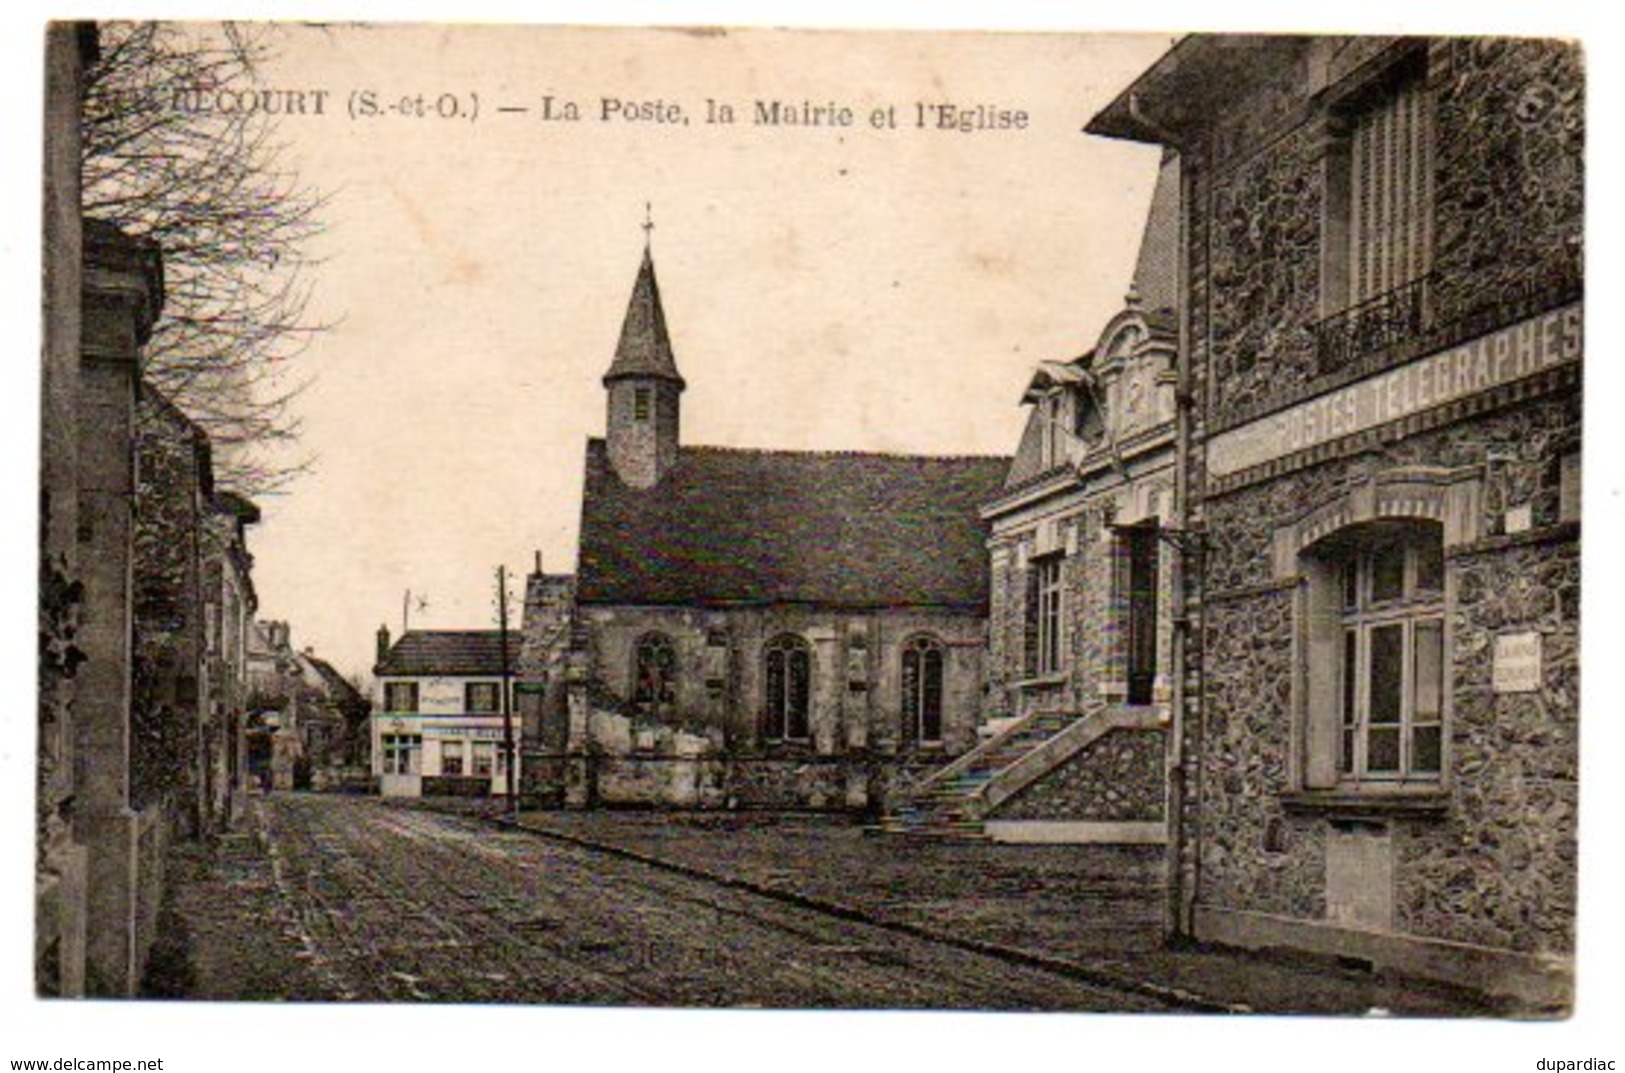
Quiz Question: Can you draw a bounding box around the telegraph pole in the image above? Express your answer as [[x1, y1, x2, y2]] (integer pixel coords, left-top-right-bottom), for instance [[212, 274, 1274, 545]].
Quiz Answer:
[[496, 565, 517, 820]]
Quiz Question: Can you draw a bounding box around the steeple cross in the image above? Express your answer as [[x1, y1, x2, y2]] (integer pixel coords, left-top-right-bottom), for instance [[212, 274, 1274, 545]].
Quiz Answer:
[[642, 202, 654, 248]]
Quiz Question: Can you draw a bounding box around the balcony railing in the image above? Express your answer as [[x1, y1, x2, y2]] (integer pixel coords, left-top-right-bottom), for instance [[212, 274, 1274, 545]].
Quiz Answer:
[[1311, 275, 1432, 377]]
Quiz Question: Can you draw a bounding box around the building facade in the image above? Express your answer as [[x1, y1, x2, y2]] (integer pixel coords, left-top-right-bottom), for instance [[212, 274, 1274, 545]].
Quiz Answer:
[[526, 245, 1008, 811], [1092, 35, 1581, 1006], [371, 628, 520, 799], [885, 154, 1183, 844], [131, 387, 214, 836]]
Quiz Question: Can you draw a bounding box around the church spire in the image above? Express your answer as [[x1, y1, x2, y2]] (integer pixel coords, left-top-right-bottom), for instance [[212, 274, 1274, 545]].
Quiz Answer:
[[603, 237, 686, 389], [603, 215, 685, 488]]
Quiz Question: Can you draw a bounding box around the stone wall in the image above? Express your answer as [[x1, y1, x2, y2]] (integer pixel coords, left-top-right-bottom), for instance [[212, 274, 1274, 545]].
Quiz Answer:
[[577, 603, 985, 756], [1198, 38, 1583, 427], [1429, 39, 1584, 328], [131, 392, 207, 821], [556, 602, 985, 810], [1194, 395, 1580, 952], [1207, 124, 1323, 419], [1180, 36, 1582, 968], [991, 728, 1166, 823], [1396, 533, 1578, 953]]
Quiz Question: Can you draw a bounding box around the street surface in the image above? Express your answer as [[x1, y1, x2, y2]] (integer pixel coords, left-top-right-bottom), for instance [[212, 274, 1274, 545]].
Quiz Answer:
[[179, 794, 1172, 1010]]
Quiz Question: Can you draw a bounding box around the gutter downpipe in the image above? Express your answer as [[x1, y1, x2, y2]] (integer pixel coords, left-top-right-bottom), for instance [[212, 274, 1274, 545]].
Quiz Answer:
[[1126, 91, 1200, 943]]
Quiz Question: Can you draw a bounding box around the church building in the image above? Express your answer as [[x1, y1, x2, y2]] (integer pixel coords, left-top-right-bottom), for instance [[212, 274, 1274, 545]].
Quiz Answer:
[[524, 239, 1008, 812]]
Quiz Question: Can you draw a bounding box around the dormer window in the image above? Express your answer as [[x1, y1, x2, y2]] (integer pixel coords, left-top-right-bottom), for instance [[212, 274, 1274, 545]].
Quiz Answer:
[[1074, 391, 1103, 443]]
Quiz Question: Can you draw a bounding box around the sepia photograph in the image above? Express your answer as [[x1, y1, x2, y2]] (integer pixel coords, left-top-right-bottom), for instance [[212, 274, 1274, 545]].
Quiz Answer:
[[12, 2, 1617, 1069]]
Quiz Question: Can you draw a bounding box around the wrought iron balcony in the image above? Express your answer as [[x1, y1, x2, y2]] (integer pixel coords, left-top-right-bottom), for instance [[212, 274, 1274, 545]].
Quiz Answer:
[[1311, 275, 1432, 377]]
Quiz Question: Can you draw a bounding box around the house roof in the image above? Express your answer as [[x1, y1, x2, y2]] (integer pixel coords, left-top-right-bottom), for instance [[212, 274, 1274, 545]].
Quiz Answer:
[[603, 247, 685, 388], [304, 654, 366, 705], [577, 439, 1009, 610], [1085, 35, 1314, 145], [374, 630, 519, 677], [1131, 151, 1182, 317]]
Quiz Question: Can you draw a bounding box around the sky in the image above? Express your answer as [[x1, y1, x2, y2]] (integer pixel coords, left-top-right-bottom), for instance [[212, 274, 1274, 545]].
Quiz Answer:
[[243, 24, 1175, 679]]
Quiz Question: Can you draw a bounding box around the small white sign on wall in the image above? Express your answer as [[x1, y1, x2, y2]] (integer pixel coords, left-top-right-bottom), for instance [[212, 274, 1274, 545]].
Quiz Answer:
[[1493, 632, 1543, 693]]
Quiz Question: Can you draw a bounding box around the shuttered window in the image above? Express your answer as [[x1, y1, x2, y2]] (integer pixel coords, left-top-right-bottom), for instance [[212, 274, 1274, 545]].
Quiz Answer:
[[1349, 69, 1433, 304]]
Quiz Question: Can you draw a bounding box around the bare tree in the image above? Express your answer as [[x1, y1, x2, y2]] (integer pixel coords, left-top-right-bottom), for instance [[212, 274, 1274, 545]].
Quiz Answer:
[[82, 21, 330, 496]]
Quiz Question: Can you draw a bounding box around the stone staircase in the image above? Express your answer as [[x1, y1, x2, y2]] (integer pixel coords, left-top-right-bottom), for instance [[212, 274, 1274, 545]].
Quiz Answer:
[[877, 710, 1081, 839]]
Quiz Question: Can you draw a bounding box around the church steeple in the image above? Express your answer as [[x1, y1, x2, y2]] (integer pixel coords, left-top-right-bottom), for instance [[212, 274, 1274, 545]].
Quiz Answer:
[[604, 216, 684, 488]]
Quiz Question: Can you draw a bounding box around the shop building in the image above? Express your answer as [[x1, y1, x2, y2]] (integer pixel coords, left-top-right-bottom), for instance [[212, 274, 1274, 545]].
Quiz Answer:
[[371, 628, 520, 799]]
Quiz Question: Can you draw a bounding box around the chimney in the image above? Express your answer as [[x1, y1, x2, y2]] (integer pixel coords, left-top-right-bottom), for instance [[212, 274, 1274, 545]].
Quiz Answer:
[[534, 549, 543, 576], [376, 624, 391, 667]]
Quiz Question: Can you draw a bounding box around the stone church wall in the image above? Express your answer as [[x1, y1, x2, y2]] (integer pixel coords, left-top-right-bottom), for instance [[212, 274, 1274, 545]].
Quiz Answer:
[[554, 602, 987, 810]]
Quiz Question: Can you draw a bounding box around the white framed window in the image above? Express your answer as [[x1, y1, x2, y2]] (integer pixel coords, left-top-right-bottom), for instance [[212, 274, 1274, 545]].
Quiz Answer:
[[1025, 555, 1065, 677], [381, 734, 421, 776], [1298, 518, 1448, 791], [471, 741, 495, 778], [1335, 535, 1445, 781], [441, 739, 465, 776]]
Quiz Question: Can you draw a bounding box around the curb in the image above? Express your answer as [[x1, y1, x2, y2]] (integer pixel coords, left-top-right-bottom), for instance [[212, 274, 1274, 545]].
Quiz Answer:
[[417, 800, 1249, 1014]]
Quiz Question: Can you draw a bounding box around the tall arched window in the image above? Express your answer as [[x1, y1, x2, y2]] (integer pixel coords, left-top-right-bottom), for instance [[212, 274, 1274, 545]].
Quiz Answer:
[[632, 632, 678, 716], [901, 635, 946, 745], [763, 634, 812, 742]]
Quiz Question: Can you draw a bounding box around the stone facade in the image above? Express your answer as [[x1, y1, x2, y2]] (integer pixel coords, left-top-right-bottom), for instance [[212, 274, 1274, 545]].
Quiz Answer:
[[969, 155, 1182, 836], [1091, 35, 1582, 1006], [131, 389, 211, 829], [552, 603, 986, 811]]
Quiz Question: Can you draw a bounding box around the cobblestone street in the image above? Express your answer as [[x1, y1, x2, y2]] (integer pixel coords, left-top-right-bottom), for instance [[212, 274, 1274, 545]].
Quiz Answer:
[[153, 793, 1180, 1010], [149, 794, 1499, 1015]]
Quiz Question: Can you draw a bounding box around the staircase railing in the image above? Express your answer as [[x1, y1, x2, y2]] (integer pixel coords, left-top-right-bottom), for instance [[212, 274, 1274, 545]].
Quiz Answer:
[[901, 706, 1075, 802]]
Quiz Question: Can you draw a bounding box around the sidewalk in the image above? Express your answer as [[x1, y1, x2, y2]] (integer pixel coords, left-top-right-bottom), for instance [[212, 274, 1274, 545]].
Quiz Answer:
[[415, 798, 1502, 1017]]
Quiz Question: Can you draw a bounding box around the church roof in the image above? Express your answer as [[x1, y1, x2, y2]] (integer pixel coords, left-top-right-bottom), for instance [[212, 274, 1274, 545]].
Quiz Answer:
[[577, 439, 1009, 610], [603, 247, 685, 388], [374, 630, 519, 678]]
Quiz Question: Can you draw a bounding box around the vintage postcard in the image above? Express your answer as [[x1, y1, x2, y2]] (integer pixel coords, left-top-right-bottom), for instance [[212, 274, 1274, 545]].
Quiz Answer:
[[25, 8, 1608, 1067]]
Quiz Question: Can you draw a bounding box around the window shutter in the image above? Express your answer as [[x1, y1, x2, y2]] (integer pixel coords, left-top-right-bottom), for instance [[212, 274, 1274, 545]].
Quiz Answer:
[[1349, 71, 1432, 304], [1023, 567, 1040, 679]]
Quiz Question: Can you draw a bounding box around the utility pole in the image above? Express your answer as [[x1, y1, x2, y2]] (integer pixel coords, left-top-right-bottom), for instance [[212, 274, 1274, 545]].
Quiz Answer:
[[496, 565, 517, 820]]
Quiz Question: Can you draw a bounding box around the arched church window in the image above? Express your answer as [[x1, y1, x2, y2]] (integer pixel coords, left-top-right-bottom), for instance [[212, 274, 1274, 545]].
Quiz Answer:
[[763, 634, 812, 742], [632, 632, 678, 716], [901, 635, 946, 745]]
